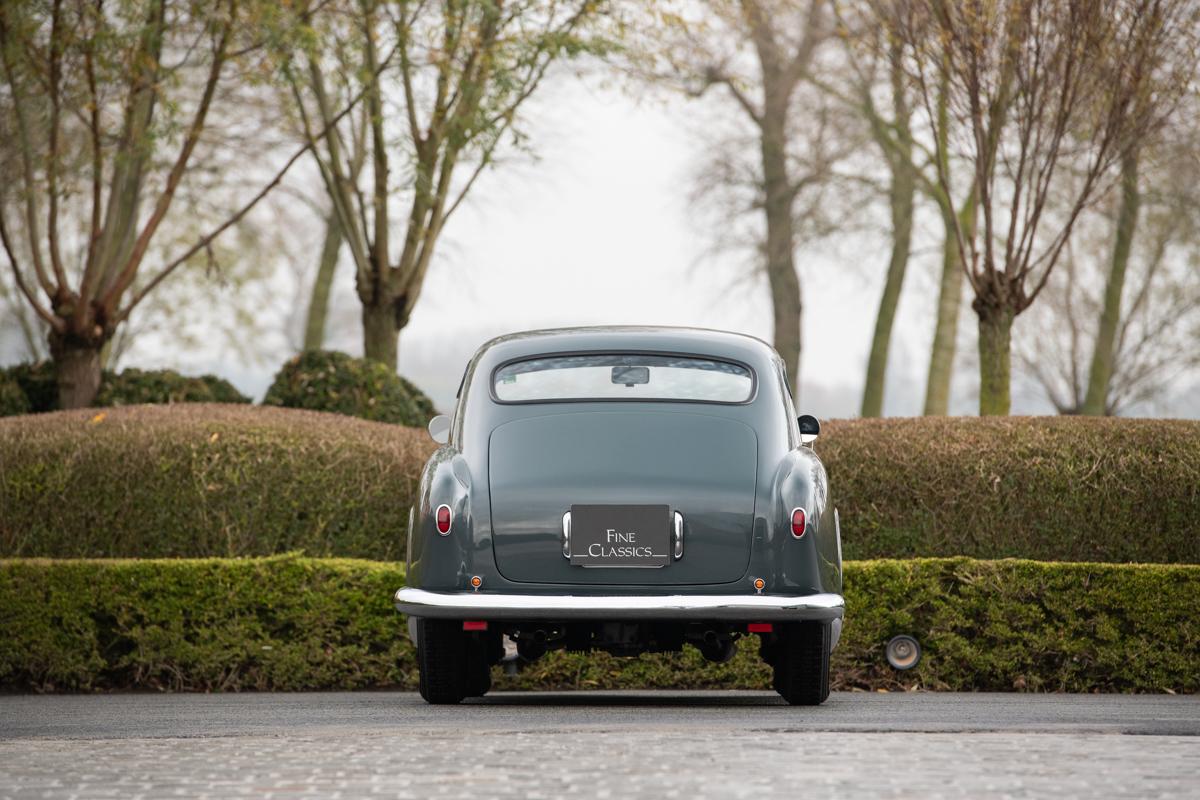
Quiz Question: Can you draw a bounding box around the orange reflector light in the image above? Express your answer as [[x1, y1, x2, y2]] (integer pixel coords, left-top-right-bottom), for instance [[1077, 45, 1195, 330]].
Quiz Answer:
[[470, 575, 482, 589], [463, 620, 487, 631], [753, 578, 765, 591], [791, 507, 806, 538], [748, 623, 773, 633], [435, 504, 452, 535]]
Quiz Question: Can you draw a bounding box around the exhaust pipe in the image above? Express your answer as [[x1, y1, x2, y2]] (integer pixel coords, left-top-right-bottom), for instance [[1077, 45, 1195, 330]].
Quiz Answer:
[[516, 628, 550, 661], [697, 631, 737, 664]]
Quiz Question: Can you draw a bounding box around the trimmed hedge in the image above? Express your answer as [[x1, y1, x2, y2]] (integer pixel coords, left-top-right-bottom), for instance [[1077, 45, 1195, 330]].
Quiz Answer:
[[821, 417, 1200, 563], [0, 405, 431, 560], [2, 412, 1197, 562], [1, 557, 1195, 693], [263, 350, 434, 427]]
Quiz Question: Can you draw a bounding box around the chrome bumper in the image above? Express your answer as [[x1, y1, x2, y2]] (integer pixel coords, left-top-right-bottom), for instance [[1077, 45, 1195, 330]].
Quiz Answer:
[[393, 588, 845, 622]]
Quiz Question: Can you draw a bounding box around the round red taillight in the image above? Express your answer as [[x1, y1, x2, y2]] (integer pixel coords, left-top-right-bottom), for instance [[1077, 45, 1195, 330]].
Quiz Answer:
[[435, 504, 452, 535], [790, 507, 806, 538]]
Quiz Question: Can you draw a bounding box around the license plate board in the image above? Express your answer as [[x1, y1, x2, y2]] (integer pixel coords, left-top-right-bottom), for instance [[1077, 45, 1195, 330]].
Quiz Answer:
[[569, 504, 671, 568]]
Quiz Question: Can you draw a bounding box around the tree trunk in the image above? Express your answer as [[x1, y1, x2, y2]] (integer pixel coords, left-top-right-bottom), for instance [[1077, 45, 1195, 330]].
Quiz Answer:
[[303, 213, 344, 351], [50, 337, 103, 409], [1081, 152, 1140, 416], [860, 159, 916, 417], [975, 299, 1014, 416], [760, 97, 801, 398], [766, 214, 803, 399], [922, 195, 978, 415], [361, 300, 398, 370]]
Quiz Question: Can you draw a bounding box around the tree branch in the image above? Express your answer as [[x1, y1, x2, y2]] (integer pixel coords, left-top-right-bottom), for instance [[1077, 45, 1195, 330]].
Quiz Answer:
[[0, 7, 56, 298], [115, 48, 380, 325], [101, 2, 238, 311], [0, 208, 63, 333]]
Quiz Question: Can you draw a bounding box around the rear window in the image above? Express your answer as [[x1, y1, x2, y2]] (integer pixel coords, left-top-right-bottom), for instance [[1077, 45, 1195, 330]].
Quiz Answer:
[[492, 353, 754, 403]]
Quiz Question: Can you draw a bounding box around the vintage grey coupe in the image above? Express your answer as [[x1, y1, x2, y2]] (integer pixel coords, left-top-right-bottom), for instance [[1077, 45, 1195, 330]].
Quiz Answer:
[[395, 327, 844, 705]]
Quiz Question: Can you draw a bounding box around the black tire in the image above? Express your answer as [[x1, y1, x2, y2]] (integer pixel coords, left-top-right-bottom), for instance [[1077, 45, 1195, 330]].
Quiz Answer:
[[772, 621, 831, 706], [417, 618, 467, 704], [463, 634, 493, 698]]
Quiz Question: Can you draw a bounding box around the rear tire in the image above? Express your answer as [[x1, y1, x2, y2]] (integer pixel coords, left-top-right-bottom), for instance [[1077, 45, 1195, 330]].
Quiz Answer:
[[416, 619, 467, 704], [464, 634, 493, 697], [772, 621, 831, 706]]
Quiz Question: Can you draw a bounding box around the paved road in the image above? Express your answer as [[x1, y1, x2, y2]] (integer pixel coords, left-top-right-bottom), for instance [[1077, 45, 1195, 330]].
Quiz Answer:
[[2, 692, 1198, 798]]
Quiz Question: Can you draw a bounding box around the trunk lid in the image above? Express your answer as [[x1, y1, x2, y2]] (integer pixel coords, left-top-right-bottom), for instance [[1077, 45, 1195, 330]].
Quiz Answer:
[[488, 410, 757, 585]]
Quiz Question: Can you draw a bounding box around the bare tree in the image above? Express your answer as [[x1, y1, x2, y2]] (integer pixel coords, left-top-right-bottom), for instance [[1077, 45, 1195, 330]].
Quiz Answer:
[[1078, 88, 1200, 413], [301, 114, 368, 353], [281, 0, 612, 371], [1019, 124, 1200, 415], [823, 1, 978, 416], [633, 0, 840, 397], [901, 0, 1195, 414], [0, 0, 333, 407], [831, 3, 920, 417]]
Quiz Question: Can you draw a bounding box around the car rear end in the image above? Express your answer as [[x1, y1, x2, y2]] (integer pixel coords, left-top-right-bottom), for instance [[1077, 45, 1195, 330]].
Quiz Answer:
[[397, 328, 843, 705]]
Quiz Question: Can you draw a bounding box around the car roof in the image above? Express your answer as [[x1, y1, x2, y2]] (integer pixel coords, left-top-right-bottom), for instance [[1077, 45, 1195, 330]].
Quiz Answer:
[[473, 326, 780, 367]]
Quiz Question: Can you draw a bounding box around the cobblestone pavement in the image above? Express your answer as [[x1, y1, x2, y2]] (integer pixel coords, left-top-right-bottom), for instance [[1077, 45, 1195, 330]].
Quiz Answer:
[[2, 693, 1198, 799]]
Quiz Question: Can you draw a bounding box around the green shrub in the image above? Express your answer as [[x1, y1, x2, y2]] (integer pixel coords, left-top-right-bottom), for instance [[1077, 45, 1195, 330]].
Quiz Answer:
[[0, 556, 412, 692], [1, 557, 1194, 693], [0, 372, 30, 417], [0, 405, 432, 559], [264, 350, 430, 426], [96, 368, 251, 407], [397, 375, 437, 421], [1, 361, 57, 412], [820, 417, 1200, 563], [511, 558, 1200, 694], [0, 362, 250, 414]]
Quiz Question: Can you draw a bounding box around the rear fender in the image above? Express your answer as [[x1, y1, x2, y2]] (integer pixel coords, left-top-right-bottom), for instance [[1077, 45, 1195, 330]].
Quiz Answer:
[[407, 447, 484, 590], [767, 448, 841, 594]]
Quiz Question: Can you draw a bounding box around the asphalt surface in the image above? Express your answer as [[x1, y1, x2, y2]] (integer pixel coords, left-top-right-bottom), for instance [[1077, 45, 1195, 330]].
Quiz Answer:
[[3, 690, 1199, 739], [2, 692, 1198, 798]]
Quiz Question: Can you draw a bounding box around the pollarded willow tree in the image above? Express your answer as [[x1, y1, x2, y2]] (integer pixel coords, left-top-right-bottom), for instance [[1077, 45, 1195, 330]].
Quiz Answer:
[[831, 0, 979, 417], [1018, 114, 1200, 415], [0, 0, 327, 408], [631, 0, 850, 399], [901, 0, 1196, 414], [280, 0, 616, 371]]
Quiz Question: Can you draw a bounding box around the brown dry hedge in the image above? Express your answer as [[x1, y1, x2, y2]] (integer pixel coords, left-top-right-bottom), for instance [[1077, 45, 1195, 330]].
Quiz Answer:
[[1, 408, 1198, 562], [0, 405, 432, 560], [820, 417, 1200, 562], [1, 556, 1195, 693]]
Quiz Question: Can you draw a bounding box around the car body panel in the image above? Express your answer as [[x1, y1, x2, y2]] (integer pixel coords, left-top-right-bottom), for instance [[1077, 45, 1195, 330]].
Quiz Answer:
[[488, 409, 758, 584]]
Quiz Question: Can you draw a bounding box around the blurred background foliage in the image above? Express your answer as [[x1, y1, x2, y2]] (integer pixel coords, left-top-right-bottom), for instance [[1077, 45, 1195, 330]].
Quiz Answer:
[[0, 0, 1197, 418]]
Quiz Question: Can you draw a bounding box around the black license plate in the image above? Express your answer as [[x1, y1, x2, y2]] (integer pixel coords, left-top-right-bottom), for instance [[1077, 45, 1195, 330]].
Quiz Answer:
[[569, 504, 671, 568]]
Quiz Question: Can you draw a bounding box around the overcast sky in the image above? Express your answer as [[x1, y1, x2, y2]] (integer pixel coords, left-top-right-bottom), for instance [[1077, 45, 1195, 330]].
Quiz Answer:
[[5, 67, 1197, 419]]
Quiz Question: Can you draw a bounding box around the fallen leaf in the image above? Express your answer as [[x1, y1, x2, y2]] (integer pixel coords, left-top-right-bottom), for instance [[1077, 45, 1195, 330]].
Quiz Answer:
[[89, 412, 106, 425]]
